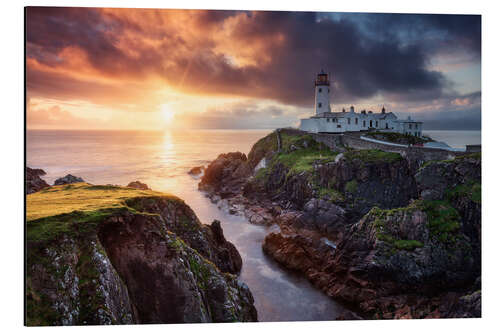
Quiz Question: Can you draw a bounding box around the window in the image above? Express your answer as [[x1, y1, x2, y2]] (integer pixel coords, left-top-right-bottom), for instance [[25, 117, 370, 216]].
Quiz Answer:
[[409, 124, 412, 129], [318, 102, 322, 108], [326, 118, 330, 122], [385, 123, 389, 129], [376, 121, 378, 127], [348, 118, 351, 125], [319, 88, 322, 93], [363, 120, 366, 127], [370, 120, 373, 127], [415, 124, 418, 129], [328, 88, 330, 93], [355, 118, 358, 125], [337, 125, 341, 128]]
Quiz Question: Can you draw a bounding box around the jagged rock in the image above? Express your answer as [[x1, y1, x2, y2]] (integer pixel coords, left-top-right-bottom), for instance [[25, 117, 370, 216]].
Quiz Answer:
[[199, 152, 250, 196], [263, 233, 318, 272], [301, 198, 347, 235], [415, 154, 480, 201], [54, 174, 84, 186], [126, 181, 150, 190], [124, 197, 243, 275], [314, 151, 418, 218], [188, 166, 205, 176], [26, 167, 49, 194], [26, 184, 257, 325], [447, 290, 481, 318]]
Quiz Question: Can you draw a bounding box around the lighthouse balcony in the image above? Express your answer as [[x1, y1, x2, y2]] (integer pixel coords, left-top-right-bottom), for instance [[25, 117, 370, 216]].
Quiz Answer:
[[314, 80, 330, 86]]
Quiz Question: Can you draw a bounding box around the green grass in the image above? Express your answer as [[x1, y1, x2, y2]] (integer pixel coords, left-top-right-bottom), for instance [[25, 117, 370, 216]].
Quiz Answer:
[[27, 182, 173, 221], [277, 148, 337, 174], [344, 149, 403, 164], [446, 182, 481, 204], [455, 152, 481, 161], [280, 133, 317, 150], [345, 180, 358, 194], [421, 152, 481, 169], [26, 183, 179, 242], [318, 187, 344, 202], [365, 131, 433, 145], [419, 200, 461, 243], [393, 239, 424, 251], [247, 132, 278, 165], [368, 206, 423, 252]]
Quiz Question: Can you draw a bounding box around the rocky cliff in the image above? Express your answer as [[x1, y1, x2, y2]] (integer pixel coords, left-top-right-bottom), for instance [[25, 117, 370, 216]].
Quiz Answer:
[[26, 167, 49, 194], [26, 183, 257, 325], [199, 130, 481, 319]]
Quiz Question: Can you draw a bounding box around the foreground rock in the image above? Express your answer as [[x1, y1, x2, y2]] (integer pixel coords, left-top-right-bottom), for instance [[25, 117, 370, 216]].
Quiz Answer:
[[26, 167, 49, 194], [26, 183, 257, 325], [188, 166, 205, 176], [54, 174, 84, 185], [126, 181, 150, 190]]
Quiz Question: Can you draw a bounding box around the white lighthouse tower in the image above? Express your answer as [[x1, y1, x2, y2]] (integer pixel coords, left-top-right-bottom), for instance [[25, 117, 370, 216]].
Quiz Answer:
[[314, 70, 331, 115]]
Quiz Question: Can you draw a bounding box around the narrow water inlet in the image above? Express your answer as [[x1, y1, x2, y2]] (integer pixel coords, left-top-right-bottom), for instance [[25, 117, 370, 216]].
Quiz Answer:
[[185, 192, 347, 322]]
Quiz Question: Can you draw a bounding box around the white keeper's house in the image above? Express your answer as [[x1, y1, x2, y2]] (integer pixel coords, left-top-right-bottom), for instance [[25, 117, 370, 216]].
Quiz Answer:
[[299, 70, 423, 137]]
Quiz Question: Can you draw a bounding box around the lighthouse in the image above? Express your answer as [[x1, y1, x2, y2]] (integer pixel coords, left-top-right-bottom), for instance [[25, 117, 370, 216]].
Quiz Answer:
[[314, 70, 331, 115]]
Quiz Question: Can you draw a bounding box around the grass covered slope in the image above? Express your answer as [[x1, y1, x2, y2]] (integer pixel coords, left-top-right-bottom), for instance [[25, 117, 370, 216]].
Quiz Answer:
[[27, 183, 180, 242], [27, 182, 174, 221]]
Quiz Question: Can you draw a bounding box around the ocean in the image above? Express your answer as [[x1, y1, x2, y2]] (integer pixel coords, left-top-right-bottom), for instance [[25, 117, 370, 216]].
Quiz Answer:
[[423, 130, 481, 149], [26, 129, 481, 321]]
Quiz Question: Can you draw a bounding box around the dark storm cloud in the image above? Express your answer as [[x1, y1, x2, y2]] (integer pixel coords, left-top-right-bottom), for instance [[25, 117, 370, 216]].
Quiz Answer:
[[26, 8, 480, 107], [329, 13, 481, 57]]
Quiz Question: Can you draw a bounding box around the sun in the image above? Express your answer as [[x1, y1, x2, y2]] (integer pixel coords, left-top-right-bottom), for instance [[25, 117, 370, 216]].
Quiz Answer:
[[160, 104, 175, 124]]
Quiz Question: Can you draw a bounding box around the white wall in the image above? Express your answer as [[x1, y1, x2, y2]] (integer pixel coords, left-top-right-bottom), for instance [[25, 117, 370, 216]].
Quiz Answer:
[[300, 111, 422, 137], [314, 85, 330, 115], [300, 118, 345, 133]]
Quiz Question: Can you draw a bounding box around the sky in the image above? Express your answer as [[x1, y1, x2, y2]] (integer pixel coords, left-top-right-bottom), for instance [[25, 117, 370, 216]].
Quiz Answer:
[[26, 7, 481, 130]]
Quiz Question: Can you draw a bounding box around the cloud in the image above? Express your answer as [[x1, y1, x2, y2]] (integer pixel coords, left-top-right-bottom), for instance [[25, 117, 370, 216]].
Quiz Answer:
[[172, 100, 304, 129], [393, 91, 481, 130], [26, 8, 481, 108], [27, 100, 106, 129]]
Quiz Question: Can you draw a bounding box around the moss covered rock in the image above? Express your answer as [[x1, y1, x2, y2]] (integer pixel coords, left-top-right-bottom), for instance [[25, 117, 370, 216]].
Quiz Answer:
[[331, 200, 479, 297]]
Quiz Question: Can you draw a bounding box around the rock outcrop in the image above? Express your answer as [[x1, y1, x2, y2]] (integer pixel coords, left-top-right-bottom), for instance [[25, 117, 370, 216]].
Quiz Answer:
[[26, 167, 49, 194], [54, 174, 84, 185], [26, 184, 257, 325], [126, 181, 150, 190], [263, 199, 481, 319], [188, 166, 205, 176], [415, 154, 481, 201], [200, 129, 481, 320], [199, 152, 252, 196]]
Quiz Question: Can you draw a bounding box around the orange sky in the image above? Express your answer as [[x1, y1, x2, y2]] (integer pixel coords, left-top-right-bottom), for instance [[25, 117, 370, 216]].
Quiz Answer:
[[26, 8, 481, 130]]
